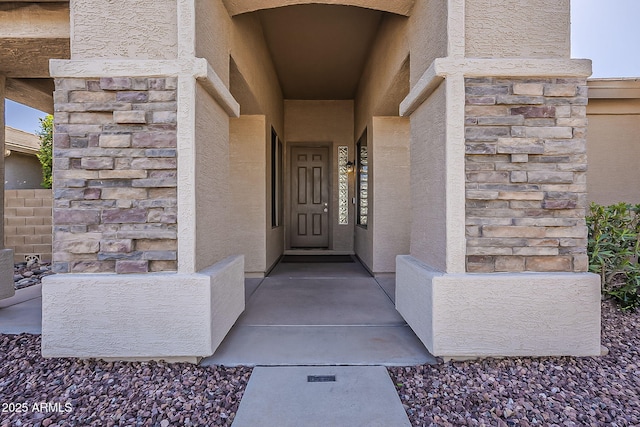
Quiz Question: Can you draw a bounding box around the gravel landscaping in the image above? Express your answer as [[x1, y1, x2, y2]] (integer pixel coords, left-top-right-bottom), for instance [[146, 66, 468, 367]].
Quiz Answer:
[[13, 262, 53, 290], [0, 335, 251, 426], [1, 300, 637, 426], [389, 300, 640, 426]]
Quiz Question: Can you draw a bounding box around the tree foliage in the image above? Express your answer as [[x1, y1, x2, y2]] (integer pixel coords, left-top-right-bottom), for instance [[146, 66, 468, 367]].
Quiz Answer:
[[36, 114, 53, 189]]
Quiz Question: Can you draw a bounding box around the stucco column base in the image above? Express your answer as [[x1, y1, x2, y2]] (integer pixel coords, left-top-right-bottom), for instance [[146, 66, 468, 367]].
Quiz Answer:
[[396, 255, 601, 359], [42, 255, 244, 362], [0, 249, 15, 300]]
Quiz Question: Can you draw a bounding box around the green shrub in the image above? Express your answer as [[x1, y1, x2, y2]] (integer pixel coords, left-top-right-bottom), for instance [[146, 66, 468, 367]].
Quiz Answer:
[[587, 202, 640, 310], [36, 114, 53, 189]]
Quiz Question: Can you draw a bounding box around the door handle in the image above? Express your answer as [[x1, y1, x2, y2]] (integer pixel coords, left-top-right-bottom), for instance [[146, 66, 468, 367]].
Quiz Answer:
[[323, 208, 328, 213]]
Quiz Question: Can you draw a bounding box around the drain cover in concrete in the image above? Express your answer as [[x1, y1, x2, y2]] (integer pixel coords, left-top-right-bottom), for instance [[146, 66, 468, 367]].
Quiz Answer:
[[231, 366, 410, 427]]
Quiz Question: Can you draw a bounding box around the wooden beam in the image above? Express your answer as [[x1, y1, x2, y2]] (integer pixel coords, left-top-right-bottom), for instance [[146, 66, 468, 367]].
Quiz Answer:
[[6, 78, 54, 113]]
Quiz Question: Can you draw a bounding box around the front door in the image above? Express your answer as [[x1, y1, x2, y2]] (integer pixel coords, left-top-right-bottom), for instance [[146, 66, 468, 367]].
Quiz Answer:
[[290, 146, 330, 248]]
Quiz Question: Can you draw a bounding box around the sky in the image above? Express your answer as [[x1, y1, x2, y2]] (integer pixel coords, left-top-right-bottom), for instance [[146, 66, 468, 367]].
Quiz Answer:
[[4, 0, 640, 134]]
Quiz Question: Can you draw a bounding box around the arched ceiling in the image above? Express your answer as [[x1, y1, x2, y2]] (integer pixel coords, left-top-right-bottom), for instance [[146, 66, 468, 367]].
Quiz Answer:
[[223, 0, 415, 17], [257, 4, 384, 99]]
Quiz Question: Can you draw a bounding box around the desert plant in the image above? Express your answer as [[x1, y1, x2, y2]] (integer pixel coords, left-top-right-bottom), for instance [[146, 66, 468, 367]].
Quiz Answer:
[[587, 202, 640, 310], [36, 114, 53, 189]]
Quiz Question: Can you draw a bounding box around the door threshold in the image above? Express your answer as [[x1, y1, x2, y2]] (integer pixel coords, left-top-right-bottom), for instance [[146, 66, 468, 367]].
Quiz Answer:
[[284, 249, 354, 256]]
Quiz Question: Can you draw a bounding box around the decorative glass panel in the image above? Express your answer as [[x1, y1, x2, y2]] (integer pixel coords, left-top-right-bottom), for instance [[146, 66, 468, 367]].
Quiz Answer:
[[338, 146, 349, 224], [357, 131, 368, 227]]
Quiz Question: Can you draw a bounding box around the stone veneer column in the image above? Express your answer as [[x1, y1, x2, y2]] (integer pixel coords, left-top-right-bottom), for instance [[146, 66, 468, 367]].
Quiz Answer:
[[465, 77, 589, 273], [42, 0, 244, 362], [53, 77, 178, 274], [397, 54, 601, 358]]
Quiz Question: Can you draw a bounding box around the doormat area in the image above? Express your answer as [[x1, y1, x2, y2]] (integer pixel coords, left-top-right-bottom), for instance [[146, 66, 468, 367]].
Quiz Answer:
[[281, 255, 355, 263]]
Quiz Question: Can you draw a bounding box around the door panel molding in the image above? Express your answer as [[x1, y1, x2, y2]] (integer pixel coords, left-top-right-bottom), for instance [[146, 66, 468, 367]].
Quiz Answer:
[[288, 144, 332, 248]]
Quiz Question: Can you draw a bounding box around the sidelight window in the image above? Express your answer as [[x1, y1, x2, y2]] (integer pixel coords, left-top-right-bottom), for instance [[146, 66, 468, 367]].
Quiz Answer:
[[357, 131, 368, 227]]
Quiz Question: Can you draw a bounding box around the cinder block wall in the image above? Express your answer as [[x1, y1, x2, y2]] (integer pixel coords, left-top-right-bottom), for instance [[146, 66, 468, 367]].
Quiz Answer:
[[4, 189, 53, 263]]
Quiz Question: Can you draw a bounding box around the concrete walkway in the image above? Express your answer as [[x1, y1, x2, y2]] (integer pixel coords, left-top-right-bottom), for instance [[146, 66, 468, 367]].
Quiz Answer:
[[0, 284, 42, 334], [231, 365, 411, 427], [0, 260, 427, 426], [203, 259, 434, 366]]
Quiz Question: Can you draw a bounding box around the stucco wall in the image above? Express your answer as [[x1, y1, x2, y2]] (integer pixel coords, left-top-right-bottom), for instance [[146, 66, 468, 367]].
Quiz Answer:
[[196, 0, 230, 86], [230, 13, 284, 126], [372, 117, 410, 272], [410, 82, 447, 270], [71, 0, 177, 59], [194, 83, 232, 271], [5, 153, 42, 190], [354, 13, 409, 136], [284, 100, 354, 251], [465, 0, 570, 59], [587, 98, 640, 205], [352, 12, 410, 272], [408, 0, 447, 87], [354, 117, 411, 274], [229, 115, 267, 273], [229, 13, 285, 270]]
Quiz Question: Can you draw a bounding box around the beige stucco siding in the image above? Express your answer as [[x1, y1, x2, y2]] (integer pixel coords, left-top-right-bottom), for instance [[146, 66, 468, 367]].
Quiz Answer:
[[355, 13, 409, 136], [196, 0, 230, 86], [353, 13, 410, 272], [409, 0, 447, 87], [410, 82, 447, 271], [284, 100, 354, 251], [372, 117, 410, 272], [71, 0, 177, 59], [229, 13, 285, 271], [230, 13, 284, 125], [465, 0, 570, 59], [229, 116, 267, 273], [194, 83, 232, 270], [354, 117, 411, 274], [587, 101, 640, 205]]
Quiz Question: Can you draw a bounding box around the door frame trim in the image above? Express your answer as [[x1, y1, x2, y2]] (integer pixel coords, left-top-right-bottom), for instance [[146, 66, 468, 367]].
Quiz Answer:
[[285, 141, 334, 250]]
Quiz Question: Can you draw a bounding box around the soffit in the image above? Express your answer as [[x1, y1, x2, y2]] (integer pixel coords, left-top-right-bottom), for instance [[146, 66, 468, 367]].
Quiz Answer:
[[223, 0, 415, 17], [258, 4, 383, 100]]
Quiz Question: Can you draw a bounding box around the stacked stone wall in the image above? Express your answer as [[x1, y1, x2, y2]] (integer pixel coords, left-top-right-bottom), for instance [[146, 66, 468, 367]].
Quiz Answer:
[[53, 77, 178, 274], [465, 77, 588, 273]]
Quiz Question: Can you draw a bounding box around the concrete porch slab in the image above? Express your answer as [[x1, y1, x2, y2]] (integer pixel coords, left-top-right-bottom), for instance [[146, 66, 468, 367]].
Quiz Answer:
[[231, 366, 411, 427], [204, 260, 435, 366], [374, 275, 396, 303], [269, 261, 372, 278], [202, 324, 434, 366], [238, 277, 405, 326]]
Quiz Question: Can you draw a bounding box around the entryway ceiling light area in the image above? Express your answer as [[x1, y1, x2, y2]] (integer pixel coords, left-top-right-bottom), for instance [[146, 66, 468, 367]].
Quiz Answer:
[[258, 4, 383, 100]]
